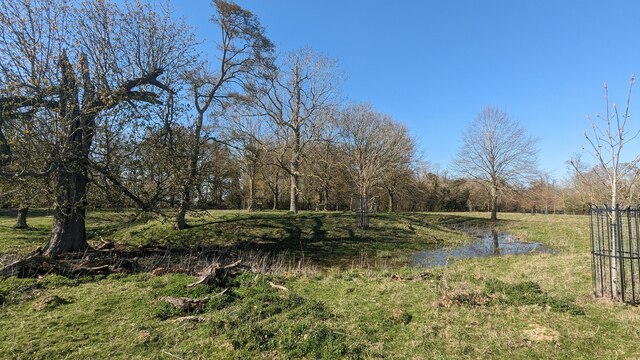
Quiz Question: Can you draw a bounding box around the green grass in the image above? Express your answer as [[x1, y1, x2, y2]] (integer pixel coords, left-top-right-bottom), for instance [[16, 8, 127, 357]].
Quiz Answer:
[[3, 210, 640, 358], [0, 209, 138, 261]]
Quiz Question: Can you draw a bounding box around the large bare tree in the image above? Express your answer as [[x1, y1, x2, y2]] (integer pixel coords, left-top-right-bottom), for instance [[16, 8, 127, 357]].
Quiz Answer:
[[454, 106, 538, 220], [0, 0, 194, 255], [253, 49, 341, 213], [340, 104, 414, 202]]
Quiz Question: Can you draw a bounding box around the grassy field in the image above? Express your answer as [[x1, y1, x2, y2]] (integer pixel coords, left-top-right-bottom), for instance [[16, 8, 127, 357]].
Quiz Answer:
[[2, 210, 639, 359]]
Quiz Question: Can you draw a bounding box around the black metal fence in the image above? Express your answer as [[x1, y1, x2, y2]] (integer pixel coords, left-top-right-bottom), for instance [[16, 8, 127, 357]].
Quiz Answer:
[[590, 205, 640, 303], [353, 195, 378, 229], [354, 195, 369, 229]]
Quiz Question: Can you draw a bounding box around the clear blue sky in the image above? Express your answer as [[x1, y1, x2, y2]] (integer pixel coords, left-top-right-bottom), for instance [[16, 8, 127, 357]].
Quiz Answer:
[[172, 0, 640, 180]]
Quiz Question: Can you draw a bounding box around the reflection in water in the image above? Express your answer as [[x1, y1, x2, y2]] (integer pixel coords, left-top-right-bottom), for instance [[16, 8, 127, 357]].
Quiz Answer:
[[412, 231, 555, 267]]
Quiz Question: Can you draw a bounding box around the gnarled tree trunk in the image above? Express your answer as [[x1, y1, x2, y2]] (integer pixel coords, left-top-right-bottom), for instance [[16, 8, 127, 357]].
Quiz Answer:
[[44, 54, 94, 256], [45, 128, 93, 255]]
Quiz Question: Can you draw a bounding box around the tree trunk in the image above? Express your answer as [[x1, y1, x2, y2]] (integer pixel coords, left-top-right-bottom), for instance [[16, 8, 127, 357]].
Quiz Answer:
[[44, 53, 93, 256], [323, 187, 329, 211], [611, 174, 619, 298], [290, 171, 299, 213], [14, 204, 29, 229], [289, 61, 302, 214], [247, 177, 254, 211], [289, 129, 300, 213], [387, 189, 395, 213], [175, 179, 193, 230], [175, 202, 188, 230], [175, 112, 204, 230], [272, 181, 279, 210], [45, 166, 90, 256], [490, 184, 498, 220]]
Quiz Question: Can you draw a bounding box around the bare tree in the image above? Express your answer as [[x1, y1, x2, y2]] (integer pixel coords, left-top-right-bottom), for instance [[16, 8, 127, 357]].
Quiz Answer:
[[223, 106, 270, 210], [340, 104, 414, 202], [253, 49, 341, 213], [577, 76, 639, 209], [259, 159, 284, 210], [174, 0, 273, 229], [573, 75, 638, 299], [296, 107, 343, 210], [525, 174, 561, 214], [454, 106, 538, 220]]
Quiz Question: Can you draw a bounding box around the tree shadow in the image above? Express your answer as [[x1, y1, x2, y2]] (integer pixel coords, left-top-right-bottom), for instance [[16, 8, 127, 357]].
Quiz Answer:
[[312, 216, 327, 241]]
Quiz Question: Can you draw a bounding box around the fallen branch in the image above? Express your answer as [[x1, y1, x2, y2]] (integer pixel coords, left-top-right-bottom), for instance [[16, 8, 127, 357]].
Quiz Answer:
[[95, 240, 115, 250], [170, 316, 207, 324], [268, 281, 288, 292]]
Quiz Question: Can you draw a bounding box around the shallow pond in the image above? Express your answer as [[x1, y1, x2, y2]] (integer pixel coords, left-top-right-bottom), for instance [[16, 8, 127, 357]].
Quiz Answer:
[[412, 230, 555, 267]]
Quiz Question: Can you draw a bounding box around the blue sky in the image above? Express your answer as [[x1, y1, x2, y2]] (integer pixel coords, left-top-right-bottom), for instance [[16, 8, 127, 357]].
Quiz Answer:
[[172, 0, 640, 180]]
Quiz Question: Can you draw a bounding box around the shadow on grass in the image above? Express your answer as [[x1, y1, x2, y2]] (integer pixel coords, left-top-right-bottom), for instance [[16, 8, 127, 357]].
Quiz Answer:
[[116, 211, 469, 266]]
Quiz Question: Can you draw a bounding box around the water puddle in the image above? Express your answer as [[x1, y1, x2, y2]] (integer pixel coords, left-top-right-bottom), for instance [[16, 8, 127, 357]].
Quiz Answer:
[[412, 230, 555, 267]]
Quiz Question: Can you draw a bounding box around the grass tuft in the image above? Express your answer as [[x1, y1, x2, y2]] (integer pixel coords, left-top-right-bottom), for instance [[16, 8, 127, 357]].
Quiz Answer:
[[484, 279, 585, 315]]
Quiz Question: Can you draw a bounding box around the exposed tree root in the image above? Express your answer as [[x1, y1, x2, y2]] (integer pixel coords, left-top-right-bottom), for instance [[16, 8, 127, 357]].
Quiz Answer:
[[187, 260, 247, 287]]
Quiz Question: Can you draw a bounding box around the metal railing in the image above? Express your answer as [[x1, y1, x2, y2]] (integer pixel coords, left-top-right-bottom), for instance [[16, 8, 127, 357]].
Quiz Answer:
[[590, 205, 640, 304]]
